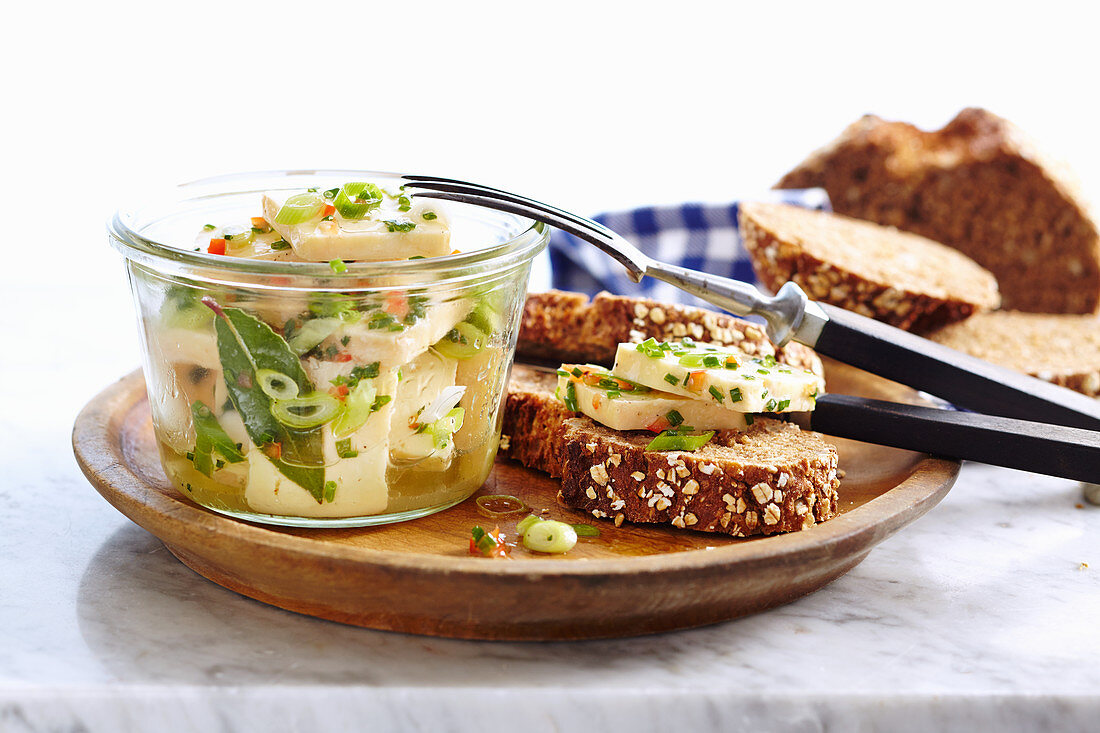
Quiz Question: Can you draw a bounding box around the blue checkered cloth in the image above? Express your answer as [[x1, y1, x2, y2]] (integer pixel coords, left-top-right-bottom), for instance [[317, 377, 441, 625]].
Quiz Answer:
[[548, 189, 830, 307]]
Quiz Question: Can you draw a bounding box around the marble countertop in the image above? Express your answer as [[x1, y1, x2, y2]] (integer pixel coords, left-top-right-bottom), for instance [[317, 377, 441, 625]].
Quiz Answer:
[[3, 267, 1099, 733]]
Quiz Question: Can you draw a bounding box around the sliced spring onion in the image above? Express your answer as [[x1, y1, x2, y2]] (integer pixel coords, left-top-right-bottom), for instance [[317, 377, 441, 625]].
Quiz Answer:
[[219, 224, 254, 245], [270, 392, 341, 429], [334, 182, 383, 219], [274, 192, 325, 225], [475, 494, 529, 519], [427, 407, 465, 448], [256, 368, 300, 401], [571, 523, 600, 537], [418, 385, 467, 425], [522, 519, 578, 554], [645, 430, 715, 452], [332, 380, 378, 439], [465, 299, 503, 335], [287, 317, 342, 355], [421, 211, 438, 220], [678, 353, 707, 367], [329, 259, 347, 274], [515, 514, 542, 536], [433, 321, 486, 360]]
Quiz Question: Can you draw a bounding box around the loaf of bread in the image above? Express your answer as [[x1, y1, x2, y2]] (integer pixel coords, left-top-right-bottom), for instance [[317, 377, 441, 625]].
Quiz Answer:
[[927, 311, 1100, 397], [516, 291, 823, 376], [739, 201, 1000, 333], [556, 417, 840, 537], [775, 108, 1100, 314]]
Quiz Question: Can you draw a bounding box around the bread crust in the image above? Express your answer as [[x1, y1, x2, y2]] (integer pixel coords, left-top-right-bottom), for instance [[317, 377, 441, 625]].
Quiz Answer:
[[557, 417, 840, 537], [776, 108, 1100, 314], [740, 202, 1000, 333], [927, 311, 1100, 397], [499, 364, 574, 477]]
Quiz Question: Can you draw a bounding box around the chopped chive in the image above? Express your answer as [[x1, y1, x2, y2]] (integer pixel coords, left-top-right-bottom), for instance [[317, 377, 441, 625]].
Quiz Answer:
[[765, 399, 778, 412], [323, 187, 339, 199], [757, 368, 769, 375], [776, 399, 791, 411], [422, 211, 438, 220], [563, 381, 578, 411], [270, 239, 290, 250], [571, 367, 583, 377], [383, 218, 416, 233], [702, 355, 721, 368], [371, 395, 392, 411], [398, 195, 412, 211], [708, 385, 724, 403], [663, 373, 679, 386], [329, 259, 348, 273], [666, 409, 684, 426], [323, 480, 337, 502], [556, 368, 570, 377], [336, 438, 358, 458], [202, 223, 216, 231], [729, 387, 743, 403], [408, 255, 426, 259]]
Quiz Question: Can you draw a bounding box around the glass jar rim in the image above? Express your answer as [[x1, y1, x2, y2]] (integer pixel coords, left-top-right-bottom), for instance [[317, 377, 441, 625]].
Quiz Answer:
[[108, 169, 550, 284]]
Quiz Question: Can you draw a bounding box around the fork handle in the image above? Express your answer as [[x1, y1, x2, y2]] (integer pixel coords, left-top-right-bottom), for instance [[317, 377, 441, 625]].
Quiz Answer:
[[804, 393, 1100, 482], [645, 261, 812, 346]]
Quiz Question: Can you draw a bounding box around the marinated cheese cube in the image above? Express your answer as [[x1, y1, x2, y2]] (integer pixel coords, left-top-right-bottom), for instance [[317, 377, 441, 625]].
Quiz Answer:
[[261, 191, 450, 262]]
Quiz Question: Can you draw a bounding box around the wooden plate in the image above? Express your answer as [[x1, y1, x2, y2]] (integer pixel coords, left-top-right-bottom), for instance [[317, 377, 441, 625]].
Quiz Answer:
[[73, 361, 958, 640]]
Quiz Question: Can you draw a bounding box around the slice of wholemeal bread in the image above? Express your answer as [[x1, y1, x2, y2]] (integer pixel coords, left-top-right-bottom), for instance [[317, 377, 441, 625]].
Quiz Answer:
[[775, 108, 1100, 314], [516, 290, 824, 376], [740, 201, 1000, 333], [927, 311, 1100, 397], [557, 417, 840, 537], [500, 364, 575, 477], [514, 290, 592, 363]]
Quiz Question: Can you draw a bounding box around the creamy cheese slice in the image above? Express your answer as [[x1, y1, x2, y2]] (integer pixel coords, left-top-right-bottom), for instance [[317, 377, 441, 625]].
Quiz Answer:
[[389, 349, 459, 464], [612, 340, 822, 413], [556, 365, 748, 431], [332, 296, 470, 370], [262, 191, 450, 262]]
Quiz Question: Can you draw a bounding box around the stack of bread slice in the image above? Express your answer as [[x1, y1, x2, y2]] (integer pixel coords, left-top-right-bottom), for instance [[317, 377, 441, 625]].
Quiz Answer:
[[739, 108, 1100, 401], [504, 299, 841, 538]]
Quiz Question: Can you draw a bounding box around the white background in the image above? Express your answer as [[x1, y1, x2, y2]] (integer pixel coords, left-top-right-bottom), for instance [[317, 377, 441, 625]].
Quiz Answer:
[[2, 0, 1099, 391]]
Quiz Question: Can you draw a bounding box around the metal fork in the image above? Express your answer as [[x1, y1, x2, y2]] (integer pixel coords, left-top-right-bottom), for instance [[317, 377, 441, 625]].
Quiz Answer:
[[404, 174, 1100, 433]]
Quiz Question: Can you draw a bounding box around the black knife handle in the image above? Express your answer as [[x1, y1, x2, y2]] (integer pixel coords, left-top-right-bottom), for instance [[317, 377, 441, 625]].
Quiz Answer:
[[812, 303, 1100, 431], [810, 393, 1100, 482]]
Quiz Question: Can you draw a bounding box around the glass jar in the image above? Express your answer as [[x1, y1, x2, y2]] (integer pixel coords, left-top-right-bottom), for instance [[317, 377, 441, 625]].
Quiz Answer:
[[109, 170, 549, 527]]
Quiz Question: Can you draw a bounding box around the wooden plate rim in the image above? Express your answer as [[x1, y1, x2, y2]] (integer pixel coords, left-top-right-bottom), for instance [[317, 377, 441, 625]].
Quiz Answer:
[[74, 370, 960, 577]]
